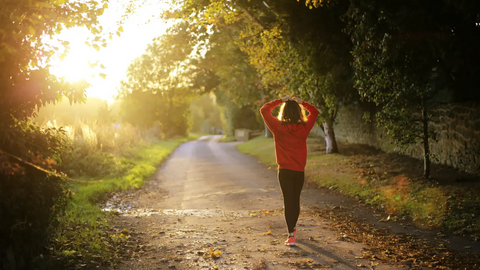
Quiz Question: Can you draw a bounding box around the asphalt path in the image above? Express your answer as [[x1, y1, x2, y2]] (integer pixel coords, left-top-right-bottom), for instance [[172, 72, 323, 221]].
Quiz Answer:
[[114, 136, 411, 270], [138, 135, 282, 211]]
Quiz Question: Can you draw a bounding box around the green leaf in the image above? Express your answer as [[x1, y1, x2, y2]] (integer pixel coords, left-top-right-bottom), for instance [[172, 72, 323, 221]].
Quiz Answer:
[[92, 44, 100, 51], [99, 73, 107, 79]]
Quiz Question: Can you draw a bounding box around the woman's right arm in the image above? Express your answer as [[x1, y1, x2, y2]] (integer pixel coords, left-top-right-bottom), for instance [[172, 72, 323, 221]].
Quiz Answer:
[[260, 99, 283, 133], [301, 101, 319, 132]]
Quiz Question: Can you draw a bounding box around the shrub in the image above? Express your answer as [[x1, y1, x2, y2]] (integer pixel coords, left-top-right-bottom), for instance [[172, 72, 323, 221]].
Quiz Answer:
[[0, 171, 70, 269], [55, 120, 148, 178], [0, 122, 70, 269]]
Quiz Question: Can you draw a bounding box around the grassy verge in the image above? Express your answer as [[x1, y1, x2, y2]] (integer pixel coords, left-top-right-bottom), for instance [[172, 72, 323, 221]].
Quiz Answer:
[[219, 136, 237, 142], [236, 136, 276, 165], [53, 138, 189, 265], [236, 136, 480, 239]]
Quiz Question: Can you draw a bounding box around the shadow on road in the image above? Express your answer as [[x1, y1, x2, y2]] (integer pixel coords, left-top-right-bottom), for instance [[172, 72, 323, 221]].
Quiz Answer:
[[296, 241, 361, 270]]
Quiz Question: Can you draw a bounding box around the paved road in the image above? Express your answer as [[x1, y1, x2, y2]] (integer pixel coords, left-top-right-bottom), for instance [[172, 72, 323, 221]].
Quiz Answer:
[[138, 135, 282, 211], [114, 136, 407, 270]]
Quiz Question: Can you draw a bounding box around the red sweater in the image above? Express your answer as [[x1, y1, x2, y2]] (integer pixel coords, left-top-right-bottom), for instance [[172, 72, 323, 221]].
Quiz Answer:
[[260, 99, 319, 172]]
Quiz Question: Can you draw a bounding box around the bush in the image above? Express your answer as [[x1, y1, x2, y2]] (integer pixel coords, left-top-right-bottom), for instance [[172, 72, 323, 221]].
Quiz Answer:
[[59, 145, 124, 178], [55, 120, 148, 178], [0, 122, 71, 269], [0, 171, 70, 269]]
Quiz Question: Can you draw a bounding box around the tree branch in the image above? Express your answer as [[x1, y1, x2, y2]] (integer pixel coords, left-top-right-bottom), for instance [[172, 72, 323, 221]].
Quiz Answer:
[[0, 149, 103, 184], [237, 6, 266, 30]]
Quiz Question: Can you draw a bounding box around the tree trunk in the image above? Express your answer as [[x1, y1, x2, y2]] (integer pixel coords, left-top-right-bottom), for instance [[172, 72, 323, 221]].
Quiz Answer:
[[322, 120, 338, 154], [221, 106, 235, 137], [422, 98, 431, 178]]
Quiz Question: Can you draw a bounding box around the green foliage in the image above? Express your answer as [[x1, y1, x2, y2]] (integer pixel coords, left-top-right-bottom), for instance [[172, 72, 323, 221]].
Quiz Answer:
[[0, 0, 108, 266], [346, 0, 434, 144], [60, 147, 124, 179], [199, 26, 263, 107], [1, 0, 107, 119], [344, 0, 480, 176], [234, 106, 264, 130], [118, 23, 202, 138], [164, 0, 357, 153], [0, 169, 70, 269], [346, 0, 480, 125], [190, 94, 223, 133], [0, 120, 85, 269], [0, 119, 72, 269], [53, 140, 184, 265], [49, 118, 157, 178]]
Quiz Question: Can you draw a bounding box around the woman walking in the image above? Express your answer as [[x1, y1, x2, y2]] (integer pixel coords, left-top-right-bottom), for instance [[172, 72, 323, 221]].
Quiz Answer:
[[260, 96, 319, 246]]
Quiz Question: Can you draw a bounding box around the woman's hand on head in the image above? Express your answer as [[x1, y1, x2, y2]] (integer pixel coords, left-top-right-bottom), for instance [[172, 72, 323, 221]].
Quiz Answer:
[[292, 97, 303, 104], [281, 96, 291, 102]]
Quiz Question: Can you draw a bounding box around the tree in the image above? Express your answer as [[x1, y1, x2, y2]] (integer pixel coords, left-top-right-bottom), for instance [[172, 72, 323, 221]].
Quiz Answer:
[[1, 0, 108, 167], [118, 22, 201, 137], [252, 0, 354, 153], [166, 6, 269, 136], [0, 0, 108, 266], [192, 25, 265, 136], [189, 93, 223, 133], [168, 0, 356, 153], [345, 0, 480, 178]]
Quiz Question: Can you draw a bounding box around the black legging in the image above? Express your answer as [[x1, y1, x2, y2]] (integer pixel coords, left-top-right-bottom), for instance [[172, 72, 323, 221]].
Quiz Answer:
[[278, 169, 305, 234]]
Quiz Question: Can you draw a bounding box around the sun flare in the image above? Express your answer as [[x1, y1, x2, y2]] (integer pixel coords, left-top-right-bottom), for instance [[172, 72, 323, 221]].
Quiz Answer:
[[47, 0, 172, 102], [50, 45, 97, 83], [48, 25, 102, 84]]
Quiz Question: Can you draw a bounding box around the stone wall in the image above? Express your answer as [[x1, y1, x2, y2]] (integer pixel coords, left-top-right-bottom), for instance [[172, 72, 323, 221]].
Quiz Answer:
[[314, 102, 480, 176]]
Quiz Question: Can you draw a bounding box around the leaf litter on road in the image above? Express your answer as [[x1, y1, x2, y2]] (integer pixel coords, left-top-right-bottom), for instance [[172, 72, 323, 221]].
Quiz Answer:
[[308, 206, 480, 269]]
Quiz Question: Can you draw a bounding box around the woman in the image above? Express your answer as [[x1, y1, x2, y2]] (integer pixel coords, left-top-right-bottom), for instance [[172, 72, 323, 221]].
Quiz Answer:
[[260, 96, 319, 246]]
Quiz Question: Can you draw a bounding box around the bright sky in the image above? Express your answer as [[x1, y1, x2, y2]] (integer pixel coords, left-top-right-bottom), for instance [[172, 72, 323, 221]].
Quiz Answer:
[[49, 0, 173, 102]]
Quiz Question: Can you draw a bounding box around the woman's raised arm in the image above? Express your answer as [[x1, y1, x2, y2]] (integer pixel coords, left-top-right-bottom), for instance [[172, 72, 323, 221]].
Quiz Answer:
[[260, 99, 283, 133], [301, 101, 319, 132]]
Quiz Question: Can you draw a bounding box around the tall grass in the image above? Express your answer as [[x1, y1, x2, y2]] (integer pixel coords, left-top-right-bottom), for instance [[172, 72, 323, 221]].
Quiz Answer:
[[47, 119, 155, 154], [45, 119, 161, 178]]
